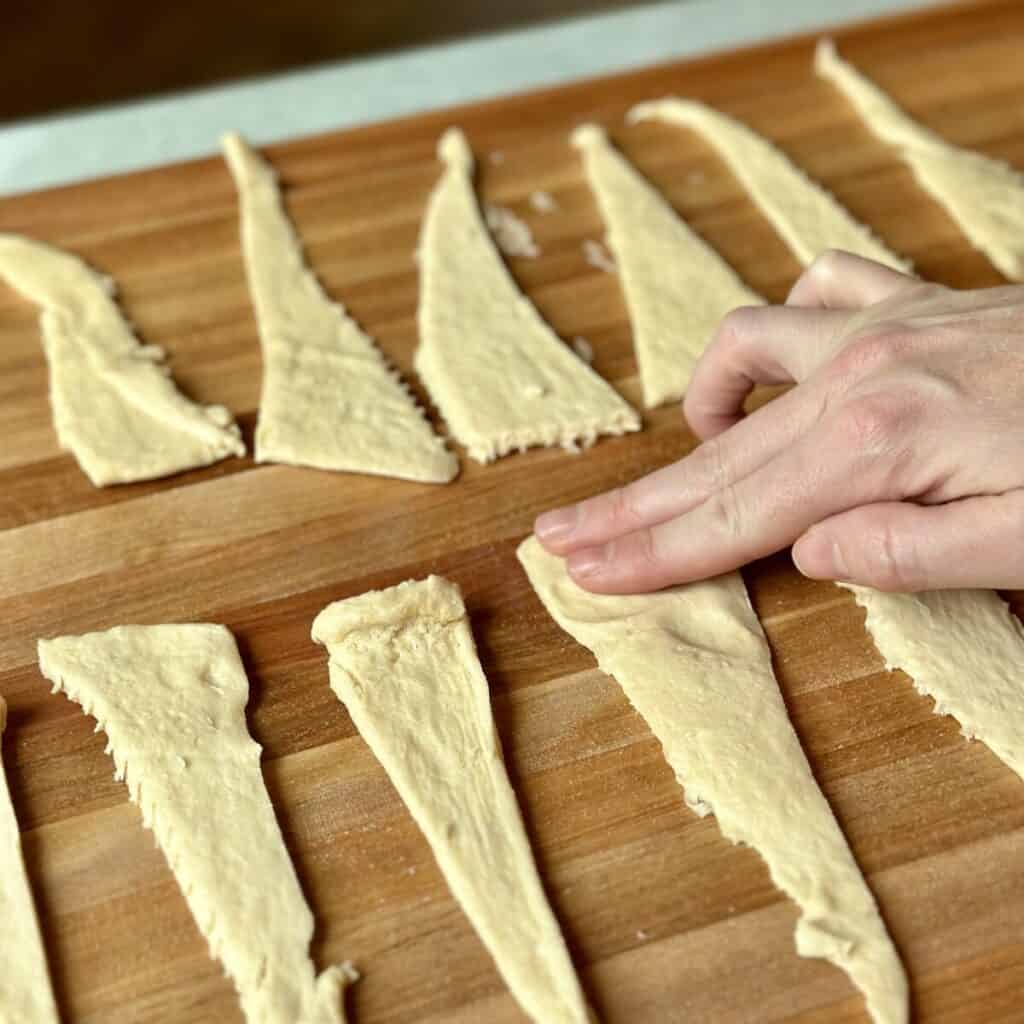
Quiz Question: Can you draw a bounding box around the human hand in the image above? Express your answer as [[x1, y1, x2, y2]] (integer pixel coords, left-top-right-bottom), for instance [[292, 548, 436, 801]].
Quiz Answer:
[[535, 250, 1024, 593]]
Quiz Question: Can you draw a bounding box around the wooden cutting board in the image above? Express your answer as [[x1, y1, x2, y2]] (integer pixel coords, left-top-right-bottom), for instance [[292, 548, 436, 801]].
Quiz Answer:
[[2, 2, 1023, 1021]]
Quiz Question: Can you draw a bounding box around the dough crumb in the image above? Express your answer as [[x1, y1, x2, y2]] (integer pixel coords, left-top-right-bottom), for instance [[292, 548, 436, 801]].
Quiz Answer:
[[582, 238, 616, 273], [571, 336, 594, 363], [636, 930, 649, 941], [485, 203, 540, 259], [530, 190, 559, 213]]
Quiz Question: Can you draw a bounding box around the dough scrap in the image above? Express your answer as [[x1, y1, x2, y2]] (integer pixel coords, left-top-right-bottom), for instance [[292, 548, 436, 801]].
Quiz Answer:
[[517, 537, 908, 1024], [572, 123, 764, 409], [840, 585, 1024, 780], [37, 625, 355, 1024], [629, 98, 911, 272], [312, 577, 592, 1024], [0, 234, 244, 486], [484, 203, 540, 259], [415, 127, 639, 462], [222, 133, 457, 483], [0, 697, 61, 1024], [816, 39, 1024, 280]]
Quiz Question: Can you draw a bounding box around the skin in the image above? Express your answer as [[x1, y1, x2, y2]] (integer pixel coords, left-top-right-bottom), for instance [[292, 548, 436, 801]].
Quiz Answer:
[[535, 250, 1024, 594]]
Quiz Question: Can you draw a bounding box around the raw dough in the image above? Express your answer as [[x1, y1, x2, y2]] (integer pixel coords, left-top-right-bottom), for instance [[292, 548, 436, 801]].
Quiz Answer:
[[629, 98, 911, 272], [816, 39, 1024, 280], [415, 127, 639, 462], [312, 577, 592, 1024], [222, 133, 457, 483], [572, 123, 764, 409], [517, 537, 908, 1024], [37, 625, 355, 1024], [0, 696, 61, 1024], [484, 203, 540, 259], [840, 585, 1024, 780], [0, 234, 244, 486]]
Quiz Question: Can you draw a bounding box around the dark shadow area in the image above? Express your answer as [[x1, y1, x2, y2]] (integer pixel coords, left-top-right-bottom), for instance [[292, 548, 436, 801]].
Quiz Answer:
[[4, 0, 648, 123]]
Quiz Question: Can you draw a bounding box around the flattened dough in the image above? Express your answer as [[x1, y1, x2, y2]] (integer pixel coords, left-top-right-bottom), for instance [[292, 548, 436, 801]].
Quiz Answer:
[[572, 123, 763, 409], [312, 577, 591, 1024], [629, 98, 911, 272], [816, 39, 1024, 279], [37, 625, 354, 1024], [518, 537, 908, 1024], [840, 585, 1024, 781], [0, 697, 61, 1024], [0, 234, 244, 486], [222, 134, 457, 483], [415, 127, 639, 462]]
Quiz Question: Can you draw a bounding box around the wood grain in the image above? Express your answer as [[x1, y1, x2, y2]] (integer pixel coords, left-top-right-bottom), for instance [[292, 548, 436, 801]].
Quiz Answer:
[[2, 2, 1024, 1021]]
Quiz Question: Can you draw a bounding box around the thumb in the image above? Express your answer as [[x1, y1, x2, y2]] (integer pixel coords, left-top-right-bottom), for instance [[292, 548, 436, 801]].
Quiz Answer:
[[791, 492, 1024, 591]]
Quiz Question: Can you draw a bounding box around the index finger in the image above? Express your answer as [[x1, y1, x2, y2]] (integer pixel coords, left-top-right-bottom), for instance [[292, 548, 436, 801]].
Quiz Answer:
[[534, 380, 826, 556], [563, 403, 904, 592]]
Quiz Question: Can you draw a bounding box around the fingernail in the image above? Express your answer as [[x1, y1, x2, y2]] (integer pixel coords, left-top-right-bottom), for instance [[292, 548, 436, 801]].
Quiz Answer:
[[567, 546, 606, 580], [793, 529, 849, 581], [535, 506, 578, 544]]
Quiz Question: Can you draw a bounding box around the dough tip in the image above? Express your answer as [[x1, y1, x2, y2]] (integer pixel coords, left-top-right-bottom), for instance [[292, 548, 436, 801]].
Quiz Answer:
[[814, 36, 838, 70], [570, 122, 607, 149], [627, 99, 666, 125], [438, 127, 474, 172]]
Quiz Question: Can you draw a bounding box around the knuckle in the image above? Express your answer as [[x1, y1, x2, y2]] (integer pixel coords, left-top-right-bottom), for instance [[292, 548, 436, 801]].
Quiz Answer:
[[862, 520, 917, 591], [613, 527, 661, 578], [712, 303, 770, 360], [707, 485, 746, 542], [604, 486, 645, 532], [810, 248, 845, 281], [831, 393, 907, 453], [634, 527, 661, 571], [693, 437, 729, 497], [827, 326, 905, 384], [716, 305, 765, 351]]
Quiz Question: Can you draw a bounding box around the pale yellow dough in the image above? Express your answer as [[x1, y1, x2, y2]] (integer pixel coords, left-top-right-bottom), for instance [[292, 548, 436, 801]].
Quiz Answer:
[[0, 234, 244, 486], [629, 98, 911, 272], [0, 697, 61, 1024], [816, 39, 1024, 280], [415, 127, 639, 462], [312, 577, 592, 1024], [571, 123, 763, 409], [37, 625, 355, 1024], [222, 133, 457, 483], [517, 537, 908, 1024], [840, 585, 1024, 781]]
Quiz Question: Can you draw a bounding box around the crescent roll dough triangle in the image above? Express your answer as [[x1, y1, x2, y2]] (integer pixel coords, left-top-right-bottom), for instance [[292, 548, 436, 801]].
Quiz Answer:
[[816, 39, 1024, 280], [37, 625, 355, 1024], [628, 98, 911, 272], [518, 537, 908, 1024], [415, 127, 639, 462], [0, 697, 61, 1024], [312, 577, 592, 1024], [839, 585, 1024, 782], [0, 234, 245, 486], [571, 123, 763, 409], [222, 133, 457, 483]]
